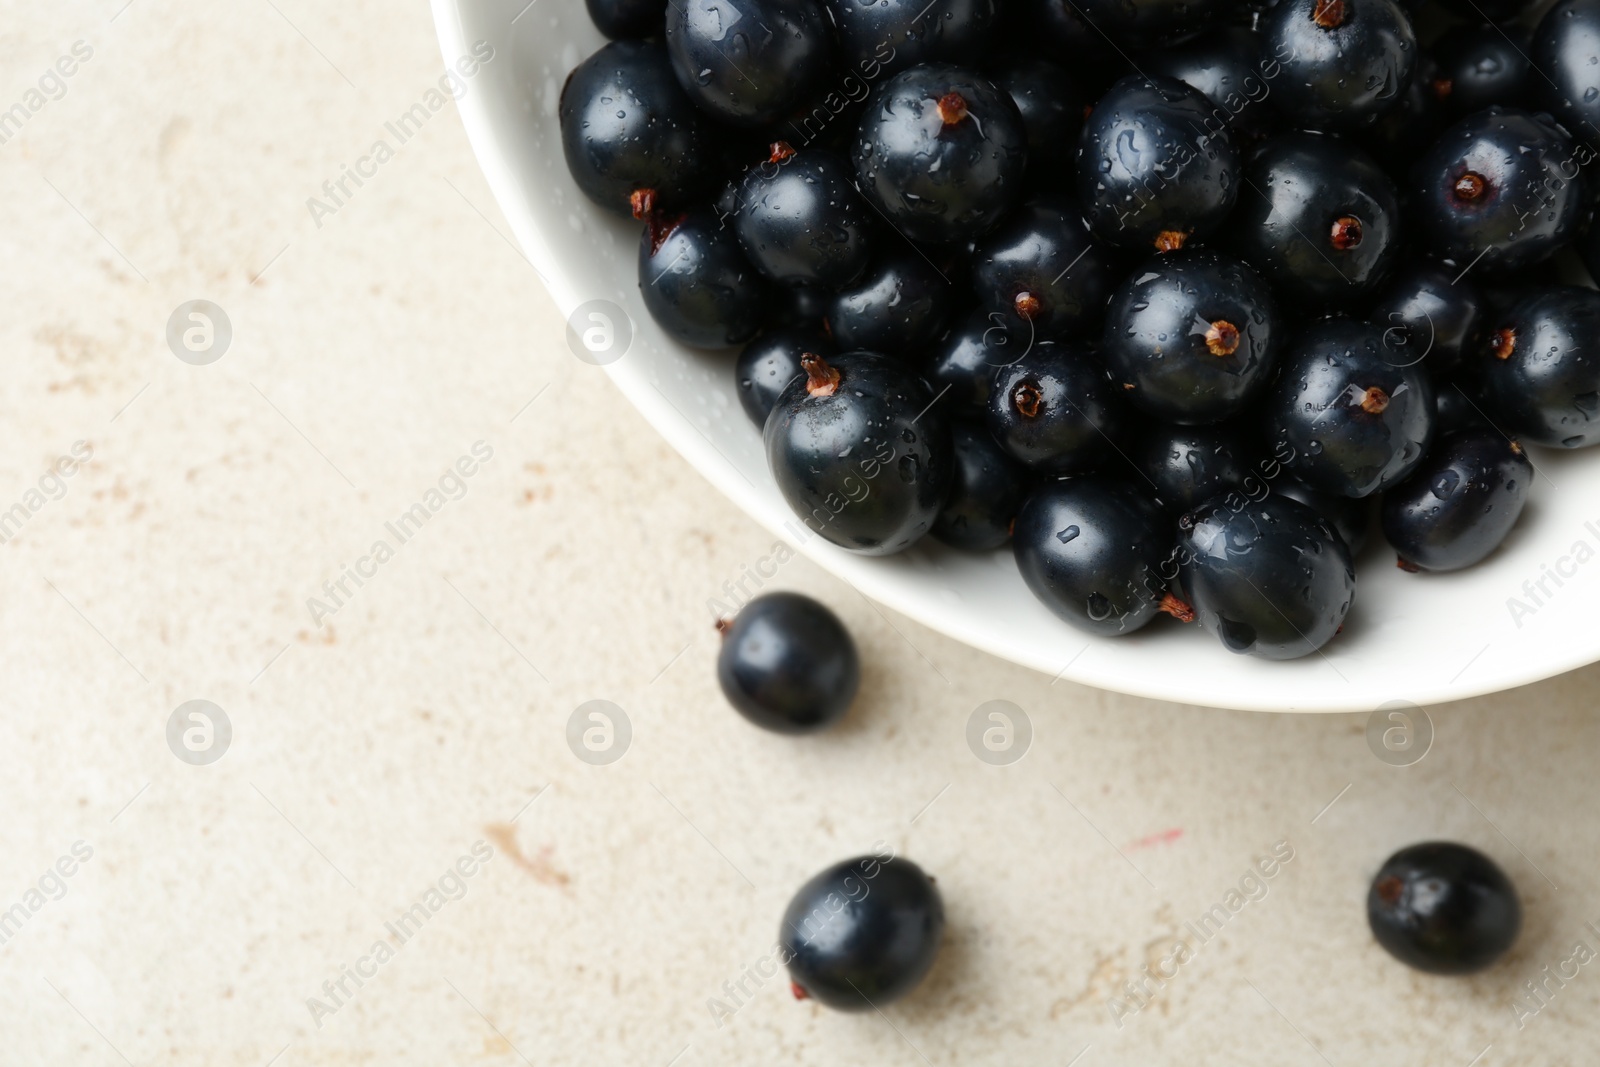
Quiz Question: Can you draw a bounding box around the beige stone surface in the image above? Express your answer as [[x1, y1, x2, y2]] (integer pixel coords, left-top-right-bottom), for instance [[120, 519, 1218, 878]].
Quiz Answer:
[[0, 2, 1597, 1064]]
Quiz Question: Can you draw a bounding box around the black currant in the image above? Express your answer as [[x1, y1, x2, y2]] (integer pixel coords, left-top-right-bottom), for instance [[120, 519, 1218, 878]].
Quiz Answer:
[[1077, 75, 1240, 252], [1367, 260, 1485, 382], [716, 592, 860, 733], [665, 0, 834, 127], [559, 41, 715, 217], [732, 143, 873, 289], [1382, 428, 1533, 572], [780, 854, 944, 1010], [971, 198, 1113, 344], [1532, 0, 1600, 146], [1258, 0, 1417, 131], [1013, 478, 1192, 636], [637, 205, 767, 348], [736, 325, 834, 426], [1368, 842, 1522, 975], [1177, 494, 1355, 659], [854, 64, 1029, 246], [925, 311, 1012, 419], [933, 423, 1029, 551], [1136, 424, 1258, 517], [1412, 108, 1587, 275], [765, 351, 953, 554], [1266, 318, 1435, 498], [986, 342, 1124, 476], [1473, 286, 1600, 447], [1231, 132, 1402, 306], [825, 241, 954, 356], [1101, 248, 1279, 425]]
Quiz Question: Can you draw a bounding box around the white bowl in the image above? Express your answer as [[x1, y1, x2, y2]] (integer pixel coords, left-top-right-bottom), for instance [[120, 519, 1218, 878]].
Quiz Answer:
[[432, 0, 1600, 711]]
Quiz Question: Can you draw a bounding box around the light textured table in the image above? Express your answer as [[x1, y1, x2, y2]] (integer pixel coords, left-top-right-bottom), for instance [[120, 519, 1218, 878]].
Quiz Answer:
[[1, 3, 1595, 1064]]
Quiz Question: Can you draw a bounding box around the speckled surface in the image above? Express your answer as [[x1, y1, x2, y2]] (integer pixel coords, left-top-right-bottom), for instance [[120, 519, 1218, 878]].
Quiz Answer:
[[1, 3, 1598, 1065]]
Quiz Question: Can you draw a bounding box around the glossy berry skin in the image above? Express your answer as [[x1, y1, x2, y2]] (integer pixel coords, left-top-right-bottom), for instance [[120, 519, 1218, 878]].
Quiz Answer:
[[585, 0, 665, 39], [1436, 0, 1536, 19], [991, 58, 1083, 172], [826, 243, 953, 355], [1259, 0, 1417, 131], [1101, 249, 1279, 425], [1177, 495, 1355, 660], [854, 66, 1027, 246], [1141, 27, 1278, 139], [666, 0, 833, 127], [780, 854, 944, 1010], [764, 351, 953, 555], [1231, 133, 1401, 306], [736, 326, 834, 426], [971, 199, 1113, 343], [1266, 319, 1435, 498], [1069, 0, 1237, 48], [1077, 75, 1240, 251], [1474, 286, 1600, 448], [1136, 424, 1256, 517], [1382, 429, 1532, 572], [716, 592, 860, 733], [1271, 476, 1369, 555], [1533, 0, 1600, 146], [559, 41, 715, 216], [1368, 842, 1522, 975], [1433, 25, 1530, 119], [987, 343, 1123, 476], [638, 208, 767, 348], [933, 424, 1029, 551], [822, 0, 998, 77], [733, 147, 872, 289], [1368, 261, 1484, 382], [1412, 108, 1587, 275], [1013, 479, 1179, 636], [926, 312, 1010, 418]]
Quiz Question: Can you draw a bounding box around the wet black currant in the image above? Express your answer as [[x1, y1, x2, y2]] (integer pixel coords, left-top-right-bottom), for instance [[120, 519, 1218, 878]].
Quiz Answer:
[[1101, 249, 1279, 425], [1382, 428, 1532, 572], [1231, 132, 1401, 306], [933, 423, 1029, 551], [1013, 478, 1192, 635], [854, 64, 1029, 245], [764, 351, 953, 554], [1266, 318, 1435, 498], [732, 143, 873, 289], [972, 198, 1113, 343], [1473, 286, 1600, 447], [1258, 0, 1417, 131], [637, 205, 767, 348], [1077, 75, 1240, 252], [1177, 494, 1356, 659], [736, 325, 835, 426], [1412, 108, 1587, 275], [986, 342, 1124, 476], [825, 241, 953, 355], [666, 0, 834, 127], [559, 41, 715, 216]]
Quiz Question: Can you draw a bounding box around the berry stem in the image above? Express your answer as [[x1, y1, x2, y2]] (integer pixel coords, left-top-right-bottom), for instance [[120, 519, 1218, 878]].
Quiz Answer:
[[769, 141, 797, 164], [1454, 172, 1487, 201], [936, 91, 969, 126], [1204, 320, 1241, 357], [801, 352, 841, 397], [1012, 380, 1044, 418], [1359, 386, 1391, 415], [1014, 291, 1042, 320], [1491, 327, 1516, 361], [1329, 215, 1363, 250], [790, 981, 810, 1001], [1153, 230, 1188, 252], [1159, 593, 1196, 623], [1396, 556, 1422, 573], [1311, 0, 1345, 28]]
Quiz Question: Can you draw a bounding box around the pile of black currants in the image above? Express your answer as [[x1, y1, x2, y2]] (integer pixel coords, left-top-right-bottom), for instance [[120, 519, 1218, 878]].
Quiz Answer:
[[560, 0, 1600, 661]]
